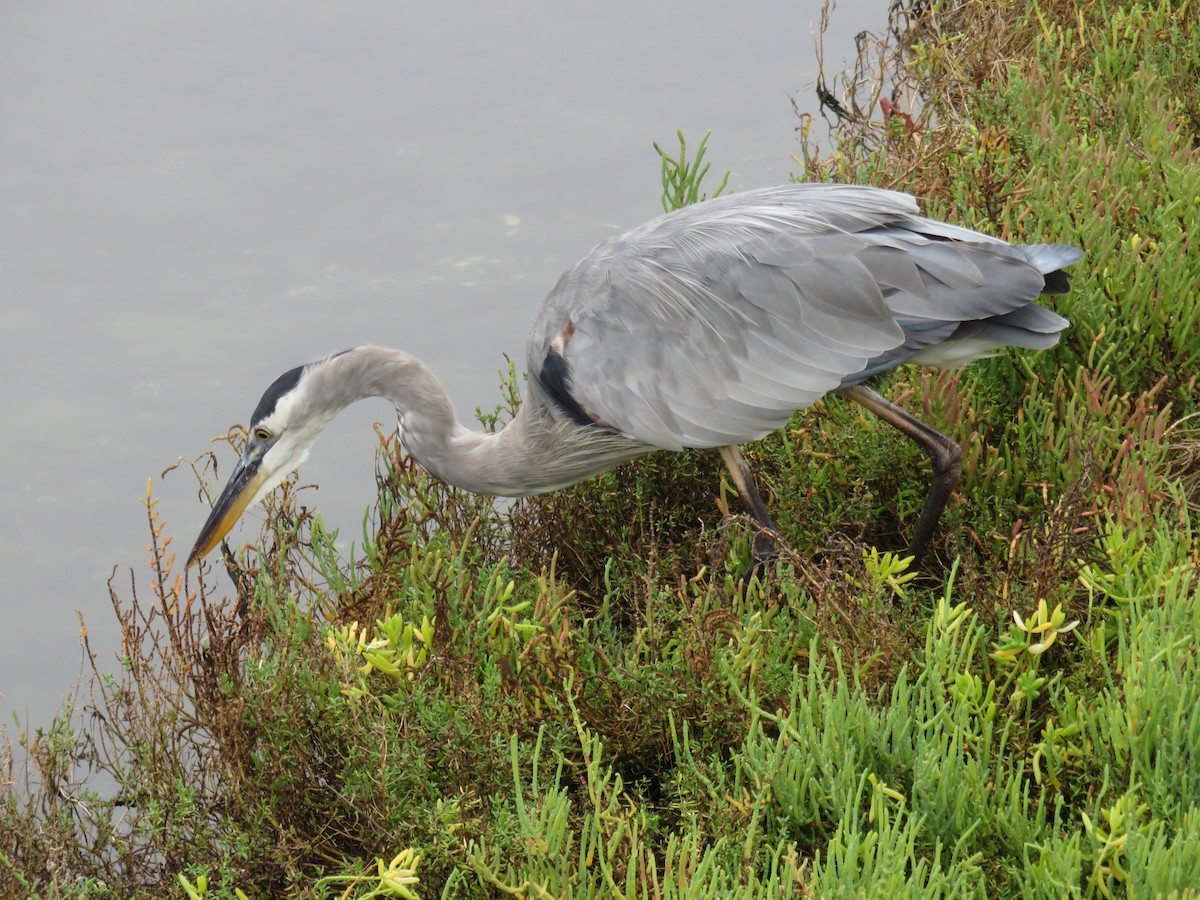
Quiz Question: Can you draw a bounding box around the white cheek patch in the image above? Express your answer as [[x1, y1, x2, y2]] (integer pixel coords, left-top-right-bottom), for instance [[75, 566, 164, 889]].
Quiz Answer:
[[251, 428, 318, 508], [264, 387, 305, 431], [246, 363, 343, 509]]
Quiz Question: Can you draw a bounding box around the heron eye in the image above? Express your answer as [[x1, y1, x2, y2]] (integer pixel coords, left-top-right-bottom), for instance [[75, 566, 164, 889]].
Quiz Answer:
[[254, 427, 272, 441]]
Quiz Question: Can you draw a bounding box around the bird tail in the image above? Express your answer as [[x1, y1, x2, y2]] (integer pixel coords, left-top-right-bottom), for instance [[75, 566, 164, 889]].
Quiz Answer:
[[1009, 243, 1084, 294]]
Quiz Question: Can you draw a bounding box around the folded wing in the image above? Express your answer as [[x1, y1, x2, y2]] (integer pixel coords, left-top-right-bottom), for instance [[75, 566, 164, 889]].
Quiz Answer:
[[527, 184, 1078, 451]]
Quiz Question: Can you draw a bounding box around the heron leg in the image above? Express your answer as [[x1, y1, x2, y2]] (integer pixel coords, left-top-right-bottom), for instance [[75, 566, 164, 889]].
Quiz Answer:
[[718, 444, 778, 569], [839, 383, 963, 566]]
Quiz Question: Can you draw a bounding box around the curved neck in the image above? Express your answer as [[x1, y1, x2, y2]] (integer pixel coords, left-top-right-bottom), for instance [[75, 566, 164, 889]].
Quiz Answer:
[[312, 346, 645, 497]]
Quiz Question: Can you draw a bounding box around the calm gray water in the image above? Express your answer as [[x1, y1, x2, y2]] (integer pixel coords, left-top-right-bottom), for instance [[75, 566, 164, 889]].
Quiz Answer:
[[0, 0, 873, 727]]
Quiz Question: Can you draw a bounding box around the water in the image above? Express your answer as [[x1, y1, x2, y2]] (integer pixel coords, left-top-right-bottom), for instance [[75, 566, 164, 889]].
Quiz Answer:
[[0, 0, 874, 727]]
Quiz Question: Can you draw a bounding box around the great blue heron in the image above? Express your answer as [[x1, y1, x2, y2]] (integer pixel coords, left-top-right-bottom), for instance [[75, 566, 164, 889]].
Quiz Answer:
[[188, 184, 1081, 570]]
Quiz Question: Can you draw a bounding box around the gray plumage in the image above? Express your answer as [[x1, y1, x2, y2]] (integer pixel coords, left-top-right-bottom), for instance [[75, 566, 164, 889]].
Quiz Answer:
[[529, 184, 1074, 450], [188, 183, 1081, 569]]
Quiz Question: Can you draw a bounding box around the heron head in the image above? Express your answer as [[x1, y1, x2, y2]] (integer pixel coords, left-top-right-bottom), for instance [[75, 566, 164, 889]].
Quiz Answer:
[[188, 361, 333, 566]]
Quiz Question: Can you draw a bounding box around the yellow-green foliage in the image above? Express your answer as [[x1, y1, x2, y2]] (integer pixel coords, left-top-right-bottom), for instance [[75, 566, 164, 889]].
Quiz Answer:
[[3, 1, 1200, 897]]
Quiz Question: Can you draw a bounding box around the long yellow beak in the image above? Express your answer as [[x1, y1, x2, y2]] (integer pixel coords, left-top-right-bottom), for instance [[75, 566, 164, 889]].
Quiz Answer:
[[187, 457, 270, 566]]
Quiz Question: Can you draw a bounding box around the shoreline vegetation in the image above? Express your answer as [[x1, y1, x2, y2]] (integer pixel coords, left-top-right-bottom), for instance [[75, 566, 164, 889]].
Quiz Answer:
[[5, 0, 1200, 896]]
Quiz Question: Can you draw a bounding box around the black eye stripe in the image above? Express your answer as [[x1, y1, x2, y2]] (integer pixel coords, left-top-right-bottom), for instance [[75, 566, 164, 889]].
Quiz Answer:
[[250, 364, 305, 427]]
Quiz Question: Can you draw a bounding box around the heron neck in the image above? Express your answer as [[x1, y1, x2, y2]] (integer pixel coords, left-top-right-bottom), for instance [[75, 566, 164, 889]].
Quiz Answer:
[[321, 346, 644, 497]]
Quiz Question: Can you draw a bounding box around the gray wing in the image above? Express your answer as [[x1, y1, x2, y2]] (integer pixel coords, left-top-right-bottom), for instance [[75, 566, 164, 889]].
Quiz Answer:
[[527, 184, 1077, 451]]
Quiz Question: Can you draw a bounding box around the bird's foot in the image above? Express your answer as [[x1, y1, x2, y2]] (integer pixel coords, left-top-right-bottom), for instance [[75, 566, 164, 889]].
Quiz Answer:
[[734, 531, 780, 585]]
